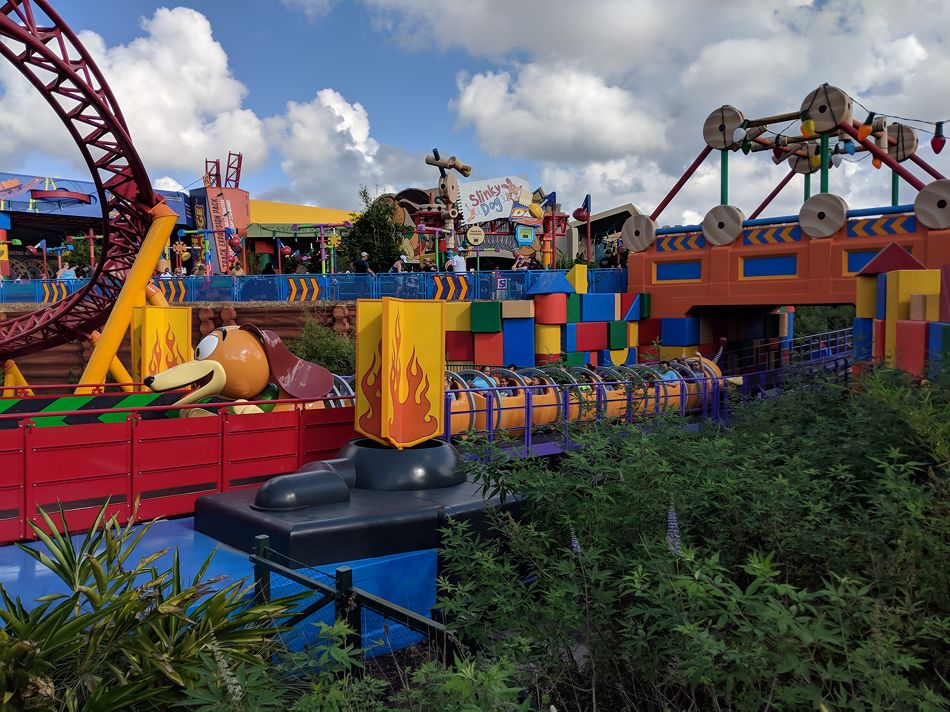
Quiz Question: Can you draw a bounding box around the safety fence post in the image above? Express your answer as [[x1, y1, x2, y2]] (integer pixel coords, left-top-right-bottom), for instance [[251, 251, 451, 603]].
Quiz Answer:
[[524, 387, 533, 456], [335, 566, 363, 654], [253, 535, 271, 604], [443, 393, 452, 442]]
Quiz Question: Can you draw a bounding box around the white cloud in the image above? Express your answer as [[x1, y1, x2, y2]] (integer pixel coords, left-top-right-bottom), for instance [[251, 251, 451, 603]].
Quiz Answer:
[[0, 7, 268, 179], [453, 64, 665, 162], [154, 176, 186, 192], [280, 0, 335, 21]]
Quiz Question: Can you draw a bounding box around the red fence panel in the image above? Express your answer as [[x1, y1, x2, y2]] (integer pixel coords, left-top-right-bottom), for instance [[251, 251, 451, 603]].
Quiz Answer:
[[222, 410, 300, 490], [25, 420, 133, 536], [299, 406, 357, 465], [133, 416, 224, 521], [0, 426, 25, 543]]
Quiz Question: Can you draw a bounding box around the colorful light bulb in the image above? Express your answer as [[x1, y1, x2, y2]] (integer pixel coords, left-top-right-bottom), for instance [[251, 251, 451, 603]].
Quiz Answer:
[[844, 140, 856, 155], [932, 122, 946, 154], [872, 157, 882, 169]]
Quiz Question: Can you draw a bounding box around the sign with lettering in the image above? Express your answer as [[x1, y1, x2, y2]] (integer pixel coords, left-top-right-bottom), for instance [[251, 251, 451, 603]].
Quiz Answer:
[[460, 176, 528, 225]]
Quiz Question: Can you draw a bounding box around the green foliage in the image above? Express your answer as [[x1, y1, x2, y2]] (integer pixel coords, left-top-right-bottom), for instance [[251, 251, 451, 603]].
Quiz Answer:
[[338, 187, 402, 273], [794, 305, 855, 336], [287, 318, 356, 375], [438, 373, 950, 711], [0, 505, 300, 712]]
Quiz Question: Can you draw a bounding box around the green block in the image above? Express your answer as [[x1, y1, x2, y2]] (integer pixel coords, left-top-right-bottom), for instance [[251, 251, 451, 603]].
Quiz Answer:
[[640, 293, 651, 319], [566, 294, 582, 323], [564, 351, 586, 367], [608, 321, 628, 349], [470, 301, 502, 332]]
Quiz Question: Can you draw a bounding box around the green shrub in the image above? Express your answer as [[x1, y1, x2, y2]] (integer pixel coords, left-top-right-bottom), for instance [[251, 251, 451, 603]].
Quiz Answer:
[[288, 319, 356, 376]]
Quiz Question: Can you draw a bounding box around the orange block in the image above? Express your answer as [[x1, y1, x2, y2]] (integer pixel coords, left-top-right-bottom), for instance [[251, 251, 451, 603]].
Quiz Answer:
[[534, 293, 567, 324]]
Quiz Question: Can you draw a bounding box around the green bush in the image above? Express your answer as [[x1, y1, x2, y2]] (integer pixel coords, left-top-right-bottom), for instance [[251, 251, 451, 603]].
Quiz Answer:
[[288, 319, 356, 376], [438, 372, 950, 711]]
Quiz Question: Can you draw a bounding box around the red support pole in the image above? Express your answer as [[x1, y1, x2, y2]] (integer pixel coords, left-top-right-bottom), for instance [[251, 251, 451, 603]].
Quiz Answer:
[[908, 153, 946, 181], [837, 121, 925, 191], [650, 145, 714, 222], [749, 169, 796, 219]]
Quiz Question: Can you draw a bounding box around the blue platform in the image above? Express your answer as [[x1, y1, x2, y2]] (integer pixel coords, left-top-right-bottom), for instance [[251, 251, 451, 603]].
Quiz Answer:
[[0, 517, 437, 653]]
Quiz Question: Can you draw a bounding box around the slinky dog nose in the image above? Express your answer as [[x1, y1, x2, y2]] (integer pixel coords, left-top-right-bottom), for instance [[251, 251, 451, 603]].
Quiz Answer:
[[144, 376, 154, 387]]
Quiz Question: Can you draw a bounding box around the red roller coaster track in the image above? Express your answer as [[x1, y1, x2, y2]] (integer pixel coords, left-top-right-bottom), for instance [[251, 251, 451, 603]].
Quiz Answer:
[[0, 0, 156, 359]]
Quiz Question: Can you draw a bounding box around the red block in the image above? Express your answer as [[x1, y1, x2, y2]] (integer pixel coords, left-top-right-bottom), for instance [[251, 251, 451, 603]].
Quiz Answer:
[[445, 330, 474, 362], [857, 242, 926, 275], [534, 293, 567, 324], [575, 321, 607, 351], [535, 352, 559, 365], [474, 332, 504, 366], [894, 320, 927, 378], [620, 292, 636, 319], [872, 319, 885, 363], [638, 318, 662, 345], [588, 351, 599, 367]]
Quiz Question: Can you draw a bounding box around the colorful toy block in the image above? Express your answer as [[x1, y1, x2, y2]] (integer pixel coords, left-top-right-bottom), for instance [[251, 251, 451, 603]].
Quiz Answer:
[[876, 273, 887, 320], [445, 331, 474, 362], [638, 318, 662, 346], [564, 352, 586, 367], [535, 352, 560, 365], [661, 317, 700, 347], [473, 331, 504, 365], [561, 323, 577, 352], [659, 345, 697, 361], [872, 319, 885, 363], [535, 324, 561, 357], [470, 301, 502, 333], [526, 271, 575, 295], [444, 302, 471, 331], [580, 293, 615, 322], [620, 293, 641, 321], [627, 321, 639, 348], [598, 348, 638, 367], [884, 269, 941, 361], [855, 275, 877, 319], [502, 318, 535, 367], [894, 320, 928, 378], [853, 318, 873, 361], [533, 293, 567, 324], [857, 242, 925, 275], [501, 300, 535, 319], [566, 294, 582, 323], [566, 263, 588, 294], [608, 321, 628, 349], [942, 266, 950, 322], [575, 322, 607, 351], [928, 322, 950, 376], [640, 292, 652, 319]]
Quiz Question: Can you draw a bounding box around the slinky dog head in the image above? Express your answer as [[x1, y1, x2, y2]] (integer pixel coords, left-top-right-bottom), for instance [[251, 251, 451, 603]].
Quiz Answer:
[[145, 324, 334, 406]]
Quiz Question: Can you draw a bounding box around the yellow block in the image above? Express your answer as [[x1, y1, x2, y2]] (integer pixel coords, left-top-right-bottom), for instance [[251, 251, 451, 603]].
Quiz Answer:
[[659, 345, 696, 361], [535, 324, 561, 355], [134, 305, 193, 381], [926, 293, 941, 321], [855, 276, 877, 319], [444, 302, 471, 331], [566, 263, 588, 294], [627, 321, 639, 347], [608, 348, 632, 366], [885, 269, 941, 362], [355, 298, 445, 449]]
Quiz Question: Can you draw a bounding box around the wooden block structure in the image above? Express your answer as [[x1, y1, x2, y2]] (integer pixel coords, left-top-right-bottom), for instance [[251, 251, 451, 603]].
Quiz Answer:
[[884, 270, 941, 362], [566, 294, 582, 323], [598, 347, 637, 367], [474, 331, 504, 365], [444, 302, 472, 331], [853, 318, 873, 361], [502, 318, 535, 367], [445, 331, 474, 362], [534, 293, 567, 324], [620, 293, 640, 321], [566, 264, 588, 294], [575, 322, 608, 351], [501, 300, 535, 319], [661, 317, 700, 347], [855, 276, 877, 319], [894, 320, 928, 378], [928, 322, 950, 376], [627, 321, 639, 348], [659, 345, 697, 361], [872, 319, 885, 362], [470, 301, 502, 333], [875, 274, 887, 320], [535, 324, 561, 358], [580, 293, 615, 322], [608, 321, 628, 349]]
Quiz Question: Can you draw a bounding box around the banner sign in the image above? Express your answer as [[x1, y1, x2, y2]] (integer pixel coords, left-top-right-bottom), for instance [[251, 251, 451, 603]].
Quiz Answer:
[[460, 176, 528, 225]]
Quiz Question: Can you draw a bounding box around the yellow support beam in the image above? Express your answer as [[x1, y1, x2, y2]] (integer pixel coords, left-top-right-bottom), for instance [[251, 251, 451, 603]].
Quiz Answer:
[[76, 202, 178, 393], [87, 331, 134, 392], [2, 359, 33, 397]]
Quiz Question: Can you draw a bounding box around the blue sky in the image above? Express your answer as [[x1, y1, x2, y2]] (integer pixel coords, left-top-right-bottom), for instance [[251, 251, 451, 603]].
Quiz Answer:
[[0, 1, 948, 219]]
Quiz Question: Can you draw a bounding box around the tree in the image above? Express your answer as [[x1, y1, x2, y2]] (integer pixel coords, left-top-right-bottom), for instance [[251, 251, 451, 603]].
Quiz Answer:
[[338, 187, 402, 273]]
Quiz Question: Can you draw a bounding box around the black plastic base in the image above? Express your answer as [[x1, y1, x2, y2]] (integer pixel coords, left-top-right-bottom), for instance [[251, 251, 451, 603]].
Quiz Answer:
[[194, 477, 516, 566]]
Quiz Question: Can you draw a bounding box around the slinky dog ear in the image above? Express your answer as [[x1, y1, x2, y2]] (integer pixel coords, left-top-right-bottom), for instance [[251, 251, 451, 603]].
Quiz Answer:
[[239, 324, 334, 399]]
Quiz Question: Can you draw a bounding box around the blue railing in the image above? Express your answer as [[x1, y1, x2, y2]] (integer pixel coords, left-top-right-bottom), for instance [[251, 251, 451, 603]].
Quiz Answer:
[[0, 269, 627, 304]]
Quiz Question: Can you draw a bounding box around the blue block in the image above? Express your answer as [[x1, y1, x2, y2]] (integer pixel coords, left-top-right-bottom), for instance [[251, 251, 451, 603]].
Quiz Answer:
[[502, 317, 535, 367], [561, 323, 577, 352], [876, 273, 887, 320], [527, 271, 575, 295], [580, 293, 615, 322], [853, 317, 873, 361], [928, 322, 950, 378], [661, 317, 701, 346], [624, 294, 641, 321], [597, 347, 638, 367]]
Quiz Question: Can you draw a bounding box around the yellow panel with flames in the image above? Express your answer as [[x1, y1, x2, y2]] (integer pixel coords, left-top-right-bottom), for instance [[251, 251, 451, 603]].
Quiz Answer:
[[355, 298, 446, 449], [132, 305, 193, 382]]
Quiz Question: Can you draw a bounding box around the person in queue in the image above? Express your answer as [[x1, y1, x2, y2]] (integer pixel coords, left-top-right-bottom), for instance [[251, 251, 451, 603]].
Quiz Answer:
[[352, 251, 374, 275], [390, 255, 408, 273]]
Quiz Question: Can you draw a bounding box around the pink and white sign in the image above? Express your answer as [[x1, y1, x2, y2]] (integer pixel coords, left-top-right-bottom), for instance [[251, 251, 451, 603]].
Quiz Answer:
[[459, 176, 528, 224]]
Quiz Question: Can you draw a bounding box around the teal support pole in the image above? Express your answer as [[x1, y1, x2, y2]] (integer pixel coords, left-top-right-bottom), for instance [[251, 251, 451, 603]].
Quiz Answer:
[[720, 149, 728, 205], [819, 133, 829, 193], [804, 173, 811, 201], [891, 171, 899, 206]]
